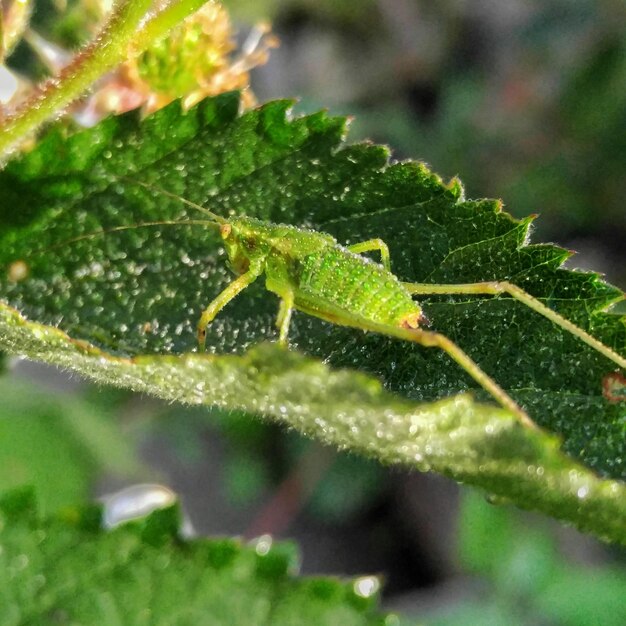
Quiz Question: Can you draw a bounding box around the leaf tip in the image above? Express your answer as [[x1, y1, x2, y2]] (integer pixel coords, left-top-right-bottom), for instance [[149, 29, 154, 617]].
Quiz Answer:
[[446, 175, 465, 200]]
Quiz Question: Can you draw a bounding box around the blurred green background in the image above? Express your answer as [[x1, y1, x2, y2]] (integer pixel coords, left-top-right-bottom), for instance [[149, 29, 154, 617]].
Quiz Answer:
[[243, 0, 626, 287], [2, 0, 626, 623]]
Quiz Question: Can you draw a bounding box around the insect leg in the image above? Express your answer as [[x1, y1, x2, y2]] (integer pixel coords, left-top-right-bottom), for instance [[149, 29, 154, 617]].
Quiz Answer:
[[276, 290, 295, 346], [403, 281, 626, 370], [405, 327, 536, 429], [356, 320, 536, 429], [347, 239, 391, 271], [197, 265, 262, 351]]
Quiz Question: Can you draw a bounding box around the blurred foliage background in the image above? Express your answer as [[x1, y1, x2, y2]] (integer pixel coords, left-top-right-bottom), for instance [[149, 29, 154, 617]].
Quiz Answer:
[[1, 0, 625, 623], [240, 0, 626, 286]]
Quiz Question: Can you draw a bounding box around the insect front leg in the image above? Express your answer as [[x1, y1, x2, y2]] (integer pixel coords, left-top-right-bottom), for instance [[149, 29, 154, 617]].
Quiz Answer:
[[197, 264, 262, 351], [347, 239, 391, 271], [403, 280, 626, 371]]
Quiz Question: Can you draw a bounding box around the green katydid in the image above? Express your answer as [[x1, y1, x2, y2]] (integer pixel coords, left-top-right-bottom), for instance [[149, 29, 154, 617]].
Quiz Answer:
[[100, 179, 623, 431], [18, 177, 622, 429]]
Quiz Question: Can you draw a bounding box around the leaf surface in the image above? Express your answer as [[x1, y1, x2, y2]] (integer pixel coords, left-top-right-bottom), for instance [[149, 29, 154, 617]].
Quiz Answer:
[[0, 93, 625, 540], [0, 488, 388, 625], [0, 301, 625, 543]]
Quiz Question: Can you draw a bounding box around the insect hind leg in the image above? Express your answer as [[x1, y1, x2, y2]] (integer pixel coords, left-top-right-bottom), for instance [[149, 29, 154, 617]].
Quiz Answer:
[[362, 320, 537, 429], [403, 280, 626, 371], [415, 327, 536, 428]]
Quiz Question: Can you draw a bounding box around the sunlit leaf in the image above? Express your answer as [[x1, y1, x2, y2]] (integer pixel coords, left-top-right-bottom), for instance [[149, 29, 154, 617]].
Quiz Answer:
[[0, 93, 624, 541]]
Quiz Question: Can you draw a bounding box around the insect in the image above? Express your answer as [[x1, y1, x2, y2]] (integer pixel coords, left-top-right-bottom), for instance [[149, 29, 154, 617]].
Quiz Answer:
[[99, 180, 622, 431], [24, 179, 626, 430]]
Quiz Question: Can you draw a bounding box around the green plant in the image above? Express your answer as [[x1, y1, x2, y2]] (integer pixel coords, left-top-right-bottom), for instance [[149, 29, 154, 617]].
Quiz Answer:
[[0, 1, 624, 622]]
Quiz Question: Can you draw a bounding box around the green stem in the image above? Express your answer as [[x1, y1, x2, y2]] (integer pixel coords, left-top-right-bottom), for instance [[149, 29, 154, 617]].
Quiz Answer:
[[131, 0, 207, 53], [0, 0, 207, 159]]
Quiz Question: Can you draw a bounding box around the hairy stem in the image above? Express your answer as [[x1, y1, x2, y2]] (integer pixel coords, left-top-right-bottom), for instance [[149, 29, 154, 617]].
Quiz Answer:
[[0, 0, 207, 158]]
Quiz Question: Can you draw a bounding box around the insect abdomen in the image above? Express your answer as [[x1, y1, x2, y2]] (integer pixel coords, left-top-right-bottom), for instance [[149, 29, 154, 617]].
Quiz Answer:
[[296, 247, 419, 327]]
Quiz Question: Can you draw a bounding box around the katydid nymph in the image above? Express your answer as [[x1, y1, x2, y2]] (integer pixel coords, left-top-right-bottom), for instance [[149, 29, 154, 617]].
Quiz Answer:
[[99, 180, 624, 431], [30, 178, 622, 429]]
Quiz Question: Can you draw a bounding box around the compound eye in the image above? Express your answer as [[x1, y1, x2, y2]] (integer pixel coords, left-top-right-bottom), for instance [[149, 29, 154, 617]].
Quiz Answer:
[[220, 223, 232, 239]]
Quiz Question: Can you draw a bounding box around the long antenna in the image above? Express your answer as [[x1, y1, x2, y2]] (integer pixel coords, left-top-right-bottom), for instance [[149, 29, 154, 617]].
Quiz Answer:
[[41, 220, 217, 252], [16, 179, 226, 258], [121, 177, 226, 224]]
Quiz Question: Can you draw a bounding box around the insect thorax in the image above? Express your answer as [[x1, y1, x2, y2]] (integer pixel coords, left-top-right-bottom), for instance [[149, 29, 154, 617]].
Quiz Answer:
[[227, 217, 335, 272], [228, 217, 421, 328]]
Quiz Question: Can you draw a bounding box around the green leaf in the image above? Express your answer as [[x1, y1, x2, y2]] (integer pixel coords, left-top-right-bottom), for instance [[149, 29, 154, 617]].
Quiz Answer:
[[0, 301, 625, 543], [536, 566, 626, 626], [0, 93, 625, 541], [0, 377, 140, 514], [452, 491, 626, 626], [0, 487, 390, 625]]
